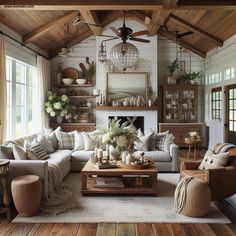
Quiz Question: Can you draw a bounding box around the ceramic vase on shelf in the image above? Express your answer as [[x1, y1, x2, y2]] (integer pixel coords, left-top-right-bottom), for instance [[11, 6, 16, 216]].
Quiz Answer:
[[56, 115, 63, 123]]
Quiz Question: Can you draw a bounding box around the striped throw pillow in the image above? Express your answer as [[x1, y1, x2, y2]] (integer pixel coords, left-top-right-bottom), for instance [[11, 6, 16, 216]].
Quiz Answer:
[[55, 131, 75, 150], [27, 144, 48, 160]]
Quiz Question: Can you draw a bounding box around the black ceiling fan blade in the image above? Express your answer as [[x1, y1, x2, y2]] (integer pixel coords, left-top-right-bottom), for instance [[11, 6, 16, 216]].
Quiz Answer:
[[129, 30, 149, 37], [176, 31, 193, 39], [109, 26, 121, 37], [129, 37, 150, 43]]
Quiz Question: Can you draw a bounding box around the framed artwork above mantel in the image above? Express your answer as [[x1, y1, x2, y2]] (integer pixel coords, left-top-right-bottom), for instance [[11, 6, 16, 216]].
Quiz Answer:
[[106, 72, 149, 106]]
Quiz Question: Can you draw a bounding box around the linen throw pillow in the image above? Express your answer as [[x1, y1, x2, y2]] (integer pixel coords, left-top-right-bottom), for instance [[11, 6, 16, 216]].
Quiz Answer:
[[45, 126, 61, 150], [13, 145, 27, 160], [82, 132, 96, 151], [148, 130, 169, 151], [55, 131, 75, 150], [74, 131, 85, 150], [27, 144, 48, 160], [0, 145, 14, 159], [134, 133, 153, 151], [37, 134, 54, 153], [158, 133, 175, 152], [199, 150, 230, 170]]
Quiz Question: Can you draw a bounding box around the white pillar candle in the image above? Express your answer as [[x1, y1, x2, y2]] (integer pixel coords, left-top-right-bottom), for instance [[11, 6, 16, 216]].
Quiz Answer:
[[94, 148, 98, 157], [97, 149, 103, 159]]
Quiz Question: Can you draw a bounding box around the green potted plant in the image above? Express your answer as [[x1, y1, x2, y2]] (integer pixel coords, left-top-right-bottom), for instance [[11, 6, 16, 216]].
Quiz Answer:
[[79, 57, 96, 84], [167, 59, 179, 84], [184, 72, 201, 84]]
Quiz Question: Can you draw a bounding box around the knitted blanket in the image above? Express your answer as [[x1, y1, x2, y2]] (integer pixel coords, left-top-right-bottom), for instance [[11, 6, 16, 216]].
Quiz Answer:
[[174, 176, 193, 213], [40, 163, 74, 215]]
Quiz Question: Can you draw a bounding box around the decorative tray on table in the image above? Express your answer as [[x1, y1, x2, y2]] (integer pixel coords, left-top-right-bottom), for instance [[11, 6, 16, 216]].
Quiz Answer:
[[118, 159, 154, 170]]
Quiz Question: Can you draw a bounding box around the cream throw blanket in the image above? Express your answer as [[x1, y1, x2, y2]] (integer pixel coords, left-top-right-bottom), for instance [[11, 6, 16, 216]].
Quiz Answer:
[[174, 177, 193, 213], [40, 164, 75, 215]]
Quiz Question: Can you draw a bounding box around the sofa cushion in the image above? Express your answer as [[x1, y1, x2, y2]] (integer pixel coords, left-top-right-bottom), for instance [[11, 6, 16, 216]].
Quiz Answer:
[[55, 131, 75, 150], [47, 150, 72, 170], [134, 151, 171, 162], [71, 150, 94, 162]]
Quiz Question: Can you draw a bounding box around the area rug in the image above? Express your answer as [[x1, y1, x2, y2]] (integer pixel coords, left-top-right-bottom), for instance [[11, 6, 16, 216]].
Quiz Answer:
[[13, 173, 230, 223]]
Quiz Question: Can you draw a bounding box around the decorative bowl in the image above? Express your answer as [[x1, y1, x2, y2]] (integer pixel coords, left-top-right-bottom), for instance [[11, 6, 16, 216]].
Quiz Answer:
[[76, 79, 86, 85], [62, 78, 74, 85]]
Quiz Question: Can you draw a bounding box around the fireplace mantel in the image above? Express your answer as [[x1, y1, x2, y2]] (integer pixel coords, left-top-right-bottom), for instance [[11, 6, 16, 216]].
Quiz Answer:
[[96, 106, 157, 111]]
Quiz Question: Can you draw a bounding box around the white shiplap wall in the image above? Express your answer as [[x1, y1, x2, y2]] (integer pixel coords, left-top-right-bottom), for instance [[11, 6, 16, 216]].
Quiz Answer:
[[205, 35, 236, 148]]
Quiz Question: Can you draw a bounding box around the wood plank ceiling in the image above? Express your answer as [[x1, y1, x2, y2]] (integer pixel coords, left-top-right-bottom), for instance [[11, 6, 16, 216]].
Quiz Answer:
[[0, 1, 236, 58]]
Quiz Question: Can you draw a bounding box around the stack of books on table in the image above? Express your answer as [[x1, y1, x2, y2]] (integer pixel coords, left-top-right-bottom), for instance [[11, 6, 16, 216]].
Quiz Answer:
[[96, 177, 124, 188]]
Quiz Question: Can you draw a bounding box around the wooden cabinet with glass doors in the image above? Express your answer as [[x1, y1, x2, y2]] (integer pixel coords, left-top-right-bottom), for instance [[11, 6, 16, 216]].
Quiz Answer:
[[162, 84, 198, 123]]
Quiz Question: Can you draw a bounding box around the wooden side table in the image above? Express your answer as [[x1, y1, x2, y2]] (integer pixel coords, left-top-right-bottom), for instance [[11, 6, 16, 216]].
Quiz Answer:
[[0, 160, 11, 220], [185, 138, 202, 160]]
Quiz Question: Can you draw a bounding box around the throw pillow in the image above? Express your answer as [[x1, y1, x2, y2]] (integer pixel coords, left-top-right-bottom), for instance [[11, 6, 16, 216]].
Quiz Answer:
[[27, 144, 48, 160], [37, 134, 54, 153], [55, 131, 75, 150], [82, 132, 96, 151], [148, 130, 169, 151], [199, 150, 230, 170], [45, 126, 61, 150], [134, 133, 152, 151], [158, 133, 175, 152], [74, 131, 85, 150], [13, 145, 27, 160], [0, 145, 14, 159]]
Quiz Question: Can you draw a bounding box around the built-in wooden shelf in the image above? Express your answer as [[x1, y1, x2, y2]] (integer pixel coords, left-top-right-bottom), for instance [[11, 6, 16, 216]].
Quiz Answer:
[[55, 84, 93, 88], [96, 106, 157, 111], [68, 95, 97, 99], [75, 106, 93, 109]]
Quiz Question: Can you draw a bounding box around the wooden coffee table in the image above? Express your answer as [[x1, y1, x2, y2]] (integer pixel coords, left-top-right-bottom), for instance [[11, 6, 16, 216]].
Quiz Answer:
[[81, 159, 158, 196]]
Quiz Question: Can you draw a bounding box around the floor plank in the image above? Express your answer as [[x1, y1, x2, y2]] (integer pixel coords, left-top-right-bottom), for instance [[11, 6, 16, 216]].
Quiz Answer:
[[9, 223, 36, 236], [77, 223, 97, 236], [33, 223, 55, 236], [192, 224, 216, 236], [26, 224, 42, 236], [96, 223, 116, 236], [152, 223, 171, 236], [209, 224, 236, 236], [49, 223, 64, 235], [135, 223, 155, 236], [0, 220, 18, 236], [168, 223, 187, 236], [116, 223, 136, 236], [59, 223, 80, 236], [181, 224, 202, 236]]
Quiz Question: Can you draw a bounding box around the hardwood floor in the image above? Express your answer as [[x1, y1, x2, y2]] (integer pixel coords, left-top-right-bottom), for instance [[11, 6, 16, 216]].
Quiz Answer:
[[0, 148, 235, 236]]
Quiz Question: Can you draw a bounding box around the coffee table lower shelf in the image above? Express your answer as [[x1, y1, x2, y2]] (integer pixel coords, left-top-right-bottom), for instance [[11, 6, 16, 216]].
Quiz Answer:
[[81, 176, 157, 196]]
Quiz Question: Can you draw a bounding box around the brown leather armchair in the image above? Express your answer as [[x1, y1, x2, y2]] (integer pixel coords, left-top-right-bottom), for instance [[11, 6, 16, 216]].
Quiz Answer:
[[180, 144, 236, 201]]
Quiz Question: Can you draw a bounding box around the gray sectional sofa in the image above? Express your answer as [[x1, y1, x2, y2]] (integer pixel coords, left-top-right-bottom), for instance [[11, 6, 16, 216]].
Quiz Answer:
[[2, 132, 179, 197]]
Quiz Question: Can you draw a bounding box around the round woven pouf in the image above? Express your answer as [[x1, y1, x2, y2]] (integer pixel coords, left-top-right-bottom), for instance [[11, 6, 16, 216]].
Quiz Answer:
[[175, 178, 211, 217], [11, 175, 42, 217]]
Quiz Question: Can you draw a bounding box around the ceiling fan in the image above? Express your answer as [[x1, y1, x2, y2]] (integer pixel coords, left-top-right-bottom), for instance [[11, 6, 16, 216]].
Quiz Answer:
[[99, 11, 150, 43], [159, 24, 193, 40]]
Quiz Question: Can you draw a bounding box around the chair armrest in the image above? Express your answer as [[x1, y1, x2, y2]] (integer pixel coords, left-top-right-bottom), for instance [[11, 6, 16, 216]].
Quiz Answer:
[[9, 160, 48, 197], [205, 166, 236, 200], [170, 143, 179, 172], [180, 160, 201, 171]]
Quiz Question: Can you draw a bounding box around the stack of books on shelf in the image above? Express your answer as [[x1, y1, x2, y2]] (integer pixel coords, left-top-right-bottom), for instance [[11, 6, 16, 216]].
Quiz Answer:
[[96, 177, 124, 188]]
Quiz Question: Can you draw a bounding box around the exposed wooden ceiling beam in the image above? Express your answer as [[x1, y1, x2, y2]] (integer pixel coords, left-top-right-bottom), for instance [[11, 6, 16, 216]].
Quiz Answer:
[[0, 0, 165, 10], [79, 10, 102, 35], [169, 13, 223, 47], [100, 10, 122, 27], [176, 0, 236, 10], [23, 11, 78, 44], [50, 29, 94, 58], [126, 11, 151, 26], [158, 29, 206, 58]]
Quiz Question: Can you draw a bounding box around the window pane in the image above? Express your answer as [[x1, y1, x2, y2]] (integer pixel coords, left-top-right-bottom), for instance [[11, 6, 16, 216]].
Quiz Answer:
[[229, 121, 234, 131], [15, 106, 24, 138], [16, 84, 25, 106], [16, 62, 25, 84], [230, 110, 234, 120]]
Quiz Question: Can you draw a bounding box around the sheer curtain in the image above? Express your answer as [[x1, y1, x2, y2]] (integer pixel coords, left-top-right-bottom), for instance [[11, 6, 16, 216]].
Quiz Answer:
[[37, 55, 50, 130], [0, 34, 7, 143]]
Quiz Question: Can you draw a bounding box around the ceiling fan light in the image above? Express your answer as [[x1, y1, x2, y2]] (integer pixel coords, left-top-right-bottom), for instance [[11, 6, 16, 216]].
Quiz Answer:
[[110, 42, 139, 71]]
